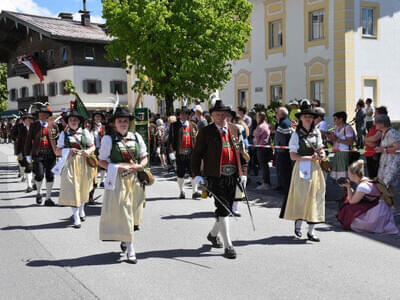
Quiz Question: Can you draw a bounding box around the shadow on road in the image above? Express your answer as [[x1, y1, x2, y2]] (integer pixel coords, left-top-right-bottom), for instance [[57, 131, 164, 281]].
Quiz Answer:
[[233, 236, 309, 246], [1, 219, 72, 231], [161, 211, 215, 220], [26, 252, 123, 268]]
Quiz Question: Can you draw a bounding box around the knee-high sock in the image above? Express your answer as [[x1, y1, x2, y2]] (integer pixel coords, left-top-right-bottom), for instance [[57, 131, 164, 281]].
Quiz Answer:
[[191, 178, 198, 194], [35, 180, 43, 195], [232, 201, 240, 213], [177, 177, 184, 192], [126, 242, 136, 258], [99, 170, 106, 183], [210, 219, 220, 236], [46, 182, 53, 198], [219, 217, 233, 248], [295, 220, 303, 231], [79, 203, 85, 218], [26, 173, 33, 188], [308, 224, 315, 235], [72, 207, 80, 225]]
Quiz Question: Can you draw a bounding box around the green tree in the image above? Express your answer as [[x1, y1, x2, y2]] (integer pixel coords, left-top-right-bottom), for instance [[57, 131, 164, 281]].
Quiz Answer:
[[102, 0, 252, 114], [0, 63, 8, 112]]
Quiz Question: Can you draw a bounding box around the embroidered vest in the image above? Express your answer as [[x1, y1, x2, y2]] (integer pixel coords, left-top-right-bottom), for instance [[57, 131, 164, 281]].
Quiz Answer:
[[220, 131, 237, 165], [181, 125, 192, 149], [110, 133, 140, 164], [64, 130, 87, 150], [40, 126, 50, 149]]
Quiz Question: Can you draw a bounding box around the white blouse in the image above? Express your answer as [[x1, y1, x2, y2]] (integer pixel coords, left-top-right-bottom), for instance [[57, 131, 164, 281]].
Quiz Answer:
[[57, 128, 94, 149], [289, 130, 323, 153]]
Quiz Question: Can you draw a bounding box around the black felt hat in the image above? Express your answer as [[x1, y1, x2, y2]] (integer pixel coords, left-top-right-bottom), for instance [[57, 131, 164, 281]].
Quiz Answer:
[[63, 110, 85, 123], [295, 100, 319, 119], [35, 104, 53, 117], [91, 110, 105, 119], [110, 107, 134, 121], [180, 106, 191, 115], [209, 100, 231, 114]]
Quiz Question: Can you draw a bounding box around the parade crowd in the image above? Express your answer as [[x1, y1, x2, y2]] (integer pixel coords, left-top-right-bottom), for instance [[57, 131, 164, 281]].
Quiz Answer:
[[3, 95, 399, 264]]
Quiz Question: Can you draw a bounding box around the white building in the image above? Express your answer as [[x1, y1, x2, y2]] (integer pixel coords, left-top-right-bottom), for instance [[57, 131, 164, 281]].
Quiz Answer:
[[220, 0, 400, 122], [0, 10, 128, 113]]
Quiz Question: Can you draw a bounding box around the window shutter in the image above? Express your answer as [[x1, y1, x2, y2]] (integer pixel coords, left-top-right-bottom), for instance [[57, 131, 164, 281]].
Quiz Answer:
[[40, 84, 45, 96], [83, 80, 88, 93], [59, 82, 64, 95], [122, 81, 128, 94], [96, 80, 102, 94], [47, 83, 51, 96], [110, 81, 115, 94]]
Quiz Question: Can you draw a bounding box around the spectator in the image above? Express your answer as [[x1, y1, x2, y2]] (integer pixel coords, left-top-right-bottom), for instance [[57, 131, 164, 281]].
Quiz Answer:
[[288, 100, 301, 122], [314, 107, 330, 144], [274, 107, 293, 200], [330, 111, 355, 180], [194, 105, 208, 130], [247, 110, 259, 177], [375, 114, 400, 192], [355, 99, 366, 149], [311, 99, 321, 108], [337, 160, 398, 234], [365, 98, 374, 132], [254, 112, 272, 190], [237, 106, 252, 128], [155, 119, 167, 167], [364, 106, 387, 178]]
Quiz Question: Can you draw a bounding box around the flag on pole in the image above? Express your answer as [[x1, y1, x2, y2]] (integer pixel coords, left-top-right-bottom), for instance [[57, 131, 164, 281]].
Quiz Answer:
[[72, 94, 89, 119], [18, 55, 44, 82]]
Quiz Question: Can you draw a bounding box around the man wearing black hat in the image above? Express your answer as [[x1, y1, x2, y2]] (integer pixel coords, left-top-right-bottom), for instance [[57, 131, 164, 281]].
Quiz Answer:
[[192, 100, 247, 259], [24, 104, 58, 206], [168, 106, 200, 199]]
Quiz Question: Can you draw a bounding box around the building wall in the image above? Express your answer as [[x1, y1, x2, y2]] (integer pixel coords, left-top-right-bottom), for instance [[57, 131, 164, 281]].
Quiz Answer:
[[7, 65, 127, 111], [353, 0, 400, 121]]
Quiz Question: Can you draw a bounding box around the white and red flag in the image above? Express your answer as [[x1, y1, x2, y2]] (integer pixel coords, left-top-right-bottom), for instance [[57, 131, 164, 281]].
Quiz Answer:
[[17, 55, 44, 82]]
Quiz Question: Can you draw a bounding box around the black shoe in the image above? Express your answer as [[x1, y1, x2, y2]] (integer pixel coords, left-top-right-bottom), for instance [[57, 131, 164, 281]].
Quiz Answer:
[[224, 246, 237, 259], [207, 233, 223, 248], [25, 187, 33, 193], [100, 182, 104, 188], [233, 211, 242, 217], [192, 192, 201, 199], [307, 233, 320, 242], [120, 242, 127, 252], [36, 194, 42, 205], [294, 228, 302, 238], [73, 223, 81, 229], [134, 225, 140, 231], [44, 198, 55, 206], [80, 216, 86, 222], [179, 191, 185, 199], [33, 184, 37, 191]]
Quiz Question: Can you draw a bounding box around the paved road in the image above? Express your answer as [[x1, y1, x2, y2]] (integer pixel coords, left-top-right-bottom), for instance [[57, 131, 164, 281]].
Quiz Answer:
[[1, 143, 400, 299]]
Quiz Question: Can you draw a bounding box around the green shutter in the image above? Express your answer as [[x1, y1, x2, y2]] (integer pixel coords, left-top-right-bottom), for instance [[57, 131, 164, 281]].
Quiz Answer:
[[110, 81, 115, 94], [96, 80, 102, 94], [122, 81, 127, 94], [83, 80, 88, 93]]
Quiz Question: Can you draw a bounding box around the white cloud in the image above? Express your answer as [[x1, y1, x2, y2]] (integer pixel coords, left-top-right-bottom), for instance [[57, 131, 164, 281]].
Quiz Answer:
[[0, 0, 52, 16]]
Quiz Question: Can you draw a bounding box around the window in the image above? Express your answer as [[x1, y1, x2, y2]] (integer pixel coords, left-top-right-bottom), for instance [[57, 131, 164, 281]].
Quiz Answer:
[[362, 7, 376, 37], [270, 85, 283, 102], [20, 87, 29, 98], [47, 82, 58, 97], [84, 47, 95, 61], [310, 10, 324, 41], [238, 89, 248, 108], [9, 89, 18, 101], [83, 79, 102, 94], [61, 47, 68, 64], [33, 84, 45, 97], [47, 49, 55, 67], [311, 80, 324, 104], [59, 80, 70, 95], [269, 20, 282, 49], [110, 80, 128, 95]]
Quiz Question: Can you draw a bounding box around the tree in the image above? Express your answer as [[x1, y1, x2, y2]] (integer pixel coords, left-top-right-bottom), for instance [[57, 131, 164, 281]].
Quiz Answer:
[[0, 63, 8, 112], [102, 0, 252, 114]]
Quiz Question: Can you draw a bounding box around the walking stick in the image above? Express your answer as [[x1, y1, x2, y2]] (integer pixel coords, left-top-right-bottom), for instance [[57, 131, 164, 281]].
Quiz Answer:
[[202, 183, 237, 220], [237, 180, 256, 231]]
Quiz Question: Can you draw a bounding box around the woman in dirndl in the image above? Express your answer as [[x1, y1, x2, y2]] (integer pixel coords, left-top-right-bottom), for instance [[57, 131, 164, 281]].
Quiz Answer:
[[282, 104, 326, 242], [55, 110, 96, 228], [98, 107, 148, 264], [329, 111, 355, 180]]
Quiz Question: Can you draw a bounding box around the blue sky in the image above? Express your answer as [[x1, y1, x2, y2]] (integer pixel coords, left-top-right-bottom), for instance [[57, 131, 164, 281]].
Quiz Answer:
[[0, 0, 105, 23]]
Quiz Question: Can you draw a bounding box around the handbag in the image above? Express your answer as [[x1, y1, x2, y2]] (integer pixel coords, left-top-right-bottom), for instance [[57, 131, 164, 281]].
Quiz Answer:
[[320, 158, 331, 173], [86, 154, 99, 168]]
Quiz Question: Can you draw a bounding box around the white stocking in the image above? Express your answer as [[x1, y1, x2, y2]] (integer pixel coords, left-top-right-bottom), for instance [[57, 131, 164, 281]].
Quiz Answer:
[[177, 177, 184, 192], [79, 203, 85, 218], [46, 182, 54, 199], [210, 219, 220, 237], [219, 217, 233, 248], [35, 180, 43, 195]]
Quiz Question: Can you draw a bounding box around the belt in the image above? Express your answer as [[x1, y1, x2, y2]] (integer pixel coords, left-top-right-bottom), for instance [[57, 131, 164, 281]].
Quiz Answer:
[[38, 148, 52, 154], [180, 148, 192, 155], [221, 164, 237, 176]]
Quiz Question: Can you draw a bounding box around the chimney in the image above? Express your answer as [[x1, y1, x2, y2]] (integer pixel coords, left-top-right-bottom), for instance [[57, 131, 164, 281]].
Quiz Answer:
[[79, 0, 90, 26], [58, 12, 73, 21]]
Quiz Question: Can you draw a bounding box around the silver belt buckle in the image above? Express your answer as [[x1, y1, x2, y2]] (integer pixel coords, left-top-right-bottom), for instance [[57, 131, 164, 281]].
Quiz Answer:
[[181, 148, 192, 155], [221, 164, 237, 176]]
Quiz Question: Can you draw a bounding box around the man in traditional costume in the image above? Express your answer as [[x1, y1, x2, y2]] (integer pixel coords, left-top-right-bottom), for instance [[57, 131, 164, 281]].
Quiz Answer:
[[54, 110, 96, 228], [93, 111, 106, 188], [192, 100, 247, 259], [168, 106, 201, 199], [24, 104, 58, 206], [98, 107, 148, 264]]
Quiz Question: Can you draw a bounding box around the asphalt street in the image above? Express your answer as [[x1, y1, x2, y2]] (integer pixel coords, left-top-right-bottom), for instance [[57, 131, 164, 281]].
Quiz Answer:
[[1, 143, 400, 299]]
